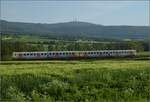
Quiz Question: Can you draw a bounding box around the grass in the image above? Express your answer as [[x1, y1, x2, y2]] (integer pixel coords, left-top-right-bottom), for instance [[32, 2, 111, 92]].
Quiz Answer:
[[137, 52, 150, 57], [0, 60, 150, 102]]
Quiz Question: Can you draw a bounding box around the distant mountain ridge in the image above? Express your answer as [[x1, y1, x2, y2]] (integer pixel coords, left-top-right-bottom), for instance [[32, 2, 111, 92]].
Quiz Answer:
[[1, 20, 150, 40]]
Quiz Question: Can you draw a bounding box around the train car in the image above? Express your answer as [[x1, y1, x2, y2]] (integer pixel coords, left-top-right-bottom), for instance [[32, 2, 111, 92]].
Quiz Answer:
[[12, 50, 136, 60]]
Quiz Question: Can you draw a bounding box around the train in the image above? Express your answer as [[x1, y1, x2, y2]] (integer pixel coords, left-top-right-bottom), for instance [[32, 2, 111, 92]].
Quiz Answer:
[[12, 50, 136, 60]]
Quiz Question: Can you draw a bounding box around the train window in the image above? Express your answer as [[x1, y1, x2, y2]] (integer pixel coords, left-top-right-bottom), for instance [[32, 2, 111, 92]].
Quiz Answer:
[[24, 54, 26, 56], [30, 53, 33, 56], [41, 53, 43, 55], [27, 53, 29, 56], [48, 53, 51, 55], [34, 53, 36, 56]]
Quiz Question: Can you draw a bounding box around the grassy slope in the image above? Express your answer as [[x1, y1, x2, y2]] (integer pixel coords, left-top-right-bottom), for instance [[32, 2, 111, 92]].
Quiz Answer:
[[0, 60, 150, 101]]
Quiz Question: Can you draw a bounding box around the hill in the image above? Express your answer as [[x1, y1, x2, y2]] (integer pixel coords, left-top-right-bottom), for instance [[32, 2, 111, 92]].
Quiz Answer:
[[1, 20, 150, 40]]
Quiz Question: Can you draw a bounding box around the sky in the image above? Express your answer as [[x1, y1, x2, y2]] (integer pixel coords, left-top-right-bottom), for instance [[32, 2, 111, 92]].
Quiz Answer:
[[1, 1, 149, 26]]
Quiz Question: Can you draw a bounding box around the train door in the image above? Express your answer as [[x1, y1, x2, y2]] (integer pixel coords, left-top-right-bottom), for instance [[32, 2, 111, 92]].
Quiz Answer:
[[18, 53, 22, 59]]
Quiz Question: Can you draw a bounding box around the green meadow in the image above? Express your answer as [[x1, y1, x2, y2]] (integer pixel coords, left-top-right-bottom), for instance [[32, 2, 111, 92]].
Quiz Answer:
[[0, 59, 150, 102]]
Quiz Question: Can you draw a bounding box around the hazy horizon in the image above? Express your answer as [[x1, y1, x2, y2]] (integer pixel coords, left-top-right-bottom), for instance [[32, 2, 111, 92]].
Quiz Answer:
[[1, 1, 149, 26], [1, 19, 150, 26]]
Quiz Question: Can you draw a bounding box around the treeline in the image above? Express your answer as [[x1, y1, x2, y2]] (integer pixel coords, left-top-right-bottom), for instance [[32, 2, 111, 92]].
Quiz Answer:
[[1, 40, 149, 60], [1, 41, 44, 60], [47, 41, 149, 52]]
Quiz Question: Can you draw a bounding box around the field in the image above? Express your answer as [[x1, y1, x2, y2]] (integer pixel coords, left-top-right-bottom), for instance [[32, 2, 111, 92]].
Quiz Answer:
[[0, 59, 150, 102]]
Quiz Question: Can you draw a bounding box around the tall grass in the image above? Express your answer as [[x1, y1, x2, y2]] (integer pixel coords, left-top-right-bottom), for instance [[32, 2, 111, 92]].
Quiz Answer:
[[0, 60, 150, 101]]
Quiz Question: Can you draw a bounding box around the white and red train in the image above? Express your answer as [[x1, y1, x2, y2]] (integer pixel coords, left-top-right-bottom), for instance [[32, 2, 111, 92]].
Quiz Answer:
[[12, 50, 136, 60]]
